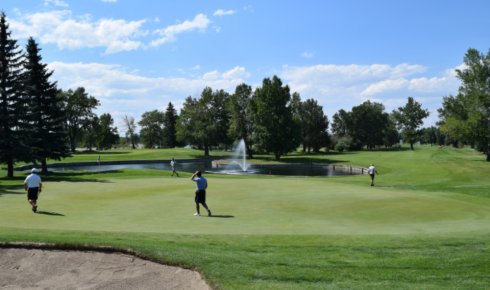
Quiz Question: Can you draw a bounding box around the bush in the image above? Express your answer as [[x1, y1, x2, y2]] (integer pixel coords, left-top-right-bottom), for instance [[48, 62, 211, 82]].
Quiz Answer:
[[335, 142, 346, 152]]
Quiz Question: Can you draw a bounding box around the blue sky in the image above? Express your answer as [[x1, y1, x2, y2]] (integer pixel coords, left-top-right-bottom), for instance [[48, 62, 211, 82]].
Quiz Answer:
[[4, 0, 490, 131]]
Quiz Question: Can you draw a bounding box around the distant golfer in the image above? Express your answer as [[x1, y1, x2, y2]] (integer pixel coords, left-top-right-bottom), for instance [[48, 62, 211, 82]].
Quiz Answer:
[[368, 164, 378, 186], [170, 158, 179, 177], [24, 168, 42, 213], [191, 171, 211, 216]]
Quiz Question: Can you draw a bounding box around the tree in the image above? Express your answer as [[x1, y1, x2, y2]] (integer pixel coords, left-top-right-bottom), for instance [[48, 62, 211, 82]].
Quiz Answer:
[[120, 113, 138, 149], [228, 83, 254, 158], [95, 113, 119, 150], [298, 98, 330, 153], [347, 101, 389, 149], [0, 12, 30, 178], [249, 76, 301, 160], [453, 48, 490, 160], [81, 115, 99, 150], [392, 97, 430, 150], [139, 110, 165, 148], [23, 37, 70, 173], [163, 102, 178, 148], [59, 87, 100, 152], [331, 109, 350, 137], [382, 116, 399, 147], [177, 88, 230, 156]]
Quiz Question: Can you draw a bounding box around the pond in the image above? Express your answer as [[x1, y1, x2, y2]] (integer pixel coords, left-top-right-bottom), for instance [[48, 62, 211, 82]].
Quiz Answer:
[[32, 161, 363, 177]]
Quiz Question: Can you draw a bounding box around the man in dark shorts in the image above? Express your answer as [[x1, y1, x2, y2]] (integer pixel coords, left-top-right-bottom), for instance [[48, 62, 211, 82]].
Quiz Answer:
[[368, 164, 378, 186], [24, 168, 42, 213], [191, 171, 211, 216]]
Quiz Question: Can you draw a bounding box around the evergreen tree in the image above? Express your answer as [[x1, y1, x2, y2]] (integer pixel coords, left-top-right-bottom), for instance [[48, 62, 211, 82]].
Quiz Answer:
[[163, 102, 178, 148], [23, 37, 70, 173], [0, 12, 29, 178]]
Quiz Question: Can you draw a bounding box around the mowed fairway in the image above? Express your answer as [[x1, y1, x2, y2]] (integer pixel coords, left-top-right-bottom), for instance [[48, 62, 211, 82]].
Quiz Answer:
[[2, 145, 490, 289], [2, 175, 490, 235]]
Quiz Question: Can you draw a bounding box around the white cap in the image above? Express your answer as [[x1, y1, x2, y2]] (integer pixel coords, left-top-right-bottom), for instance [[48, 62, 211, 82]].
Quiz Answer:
[[31, 168, 37, 173]]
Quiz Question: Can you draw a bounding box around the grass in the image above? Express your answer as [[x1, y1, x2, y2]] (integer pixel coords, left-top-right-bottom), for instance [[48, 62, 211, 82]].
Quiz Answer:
[[1, 145, 490, 289], [12, 147, 234, 165]]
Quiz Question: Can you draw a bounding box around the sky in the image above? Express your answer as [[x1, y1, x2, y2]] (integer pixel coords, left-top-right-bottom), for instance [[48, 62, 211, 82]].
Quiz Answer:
[[4, 0, 490, 132]]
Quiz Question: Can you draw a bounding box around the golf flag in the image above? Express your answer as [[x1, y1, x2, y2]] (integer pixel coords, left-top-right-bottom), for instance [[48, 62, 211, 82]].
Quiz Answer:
[[97, 155, 100, 163]]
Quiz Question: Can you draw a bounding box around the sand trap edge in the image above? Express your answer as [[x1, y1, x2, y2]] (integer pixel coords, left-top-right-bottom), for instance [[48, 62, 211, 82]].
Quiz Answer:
[[0, 241, 212, 286]]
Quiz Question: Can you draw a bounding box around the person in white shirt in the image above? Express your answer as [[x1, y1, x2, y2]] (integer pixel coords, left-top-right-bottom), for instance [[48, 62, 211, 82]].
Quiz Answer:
[[170, 158, 179, 177], [368, 164, 378, 187], [24, 168, 42, 213]]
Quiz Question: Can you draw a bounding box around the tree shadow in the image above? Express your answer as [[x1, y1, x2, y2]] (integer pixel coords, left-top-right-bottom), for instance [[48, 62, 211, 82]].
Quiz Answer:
[[0, 171, 119, 198], [207, 215, 234, 218], [36, 211, 64, 216]]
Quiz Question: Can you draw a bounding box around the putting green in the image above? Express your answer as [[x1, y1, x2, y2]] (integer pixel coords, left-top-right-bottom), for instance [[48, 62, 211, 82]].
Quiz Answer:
[[2, 177, 490, 235]]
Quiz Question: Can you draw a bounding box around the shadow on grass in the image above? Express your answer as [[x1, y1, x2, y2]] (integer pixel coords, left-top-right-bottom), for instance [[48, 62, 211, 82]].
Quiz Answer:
[[36, 211, 64, 216], [72, 150, 131, 155], [207, 215, 234, 218], [0, 171, 120, 197]]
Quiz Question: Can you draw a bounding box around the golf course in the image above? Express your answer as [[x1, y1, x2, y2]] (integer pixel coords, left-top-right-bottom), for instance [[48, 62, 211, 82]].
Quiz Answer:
[[1, 145, 490, 289]]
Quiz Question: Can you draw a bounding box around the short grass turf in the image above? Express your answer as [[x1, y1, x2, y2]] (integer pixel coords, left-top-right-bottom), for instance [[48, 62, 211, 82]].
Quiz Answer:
[[1, 145, 490, 289]]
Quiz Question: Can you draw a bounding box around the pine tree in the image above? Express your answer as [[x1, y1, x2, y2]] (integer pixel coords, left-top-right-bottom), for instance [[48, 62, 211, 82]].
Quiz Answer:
[[23, 37, 70, 173], [163, 102, 178, 148], [0, 12, 29, 178]]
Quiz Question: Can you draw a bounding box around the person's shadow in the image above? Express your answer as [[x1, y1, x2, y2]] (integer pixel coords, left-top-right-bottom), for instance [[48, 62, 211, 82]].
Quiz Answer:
[[36, 211, 65, 216], [208, 215, 234, 218]]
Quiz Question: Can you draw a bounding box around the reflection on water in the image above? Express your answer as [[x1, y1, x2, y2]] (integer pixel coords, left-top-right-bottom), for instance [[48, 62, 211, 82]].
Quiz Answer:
[[33, 161, 360, 177]]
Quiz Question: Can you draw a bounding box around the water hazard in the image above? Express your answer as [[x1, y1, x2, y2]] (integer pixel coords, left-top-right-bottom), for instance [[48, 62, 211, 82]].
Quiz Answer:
[[34, 161, 361, 177]]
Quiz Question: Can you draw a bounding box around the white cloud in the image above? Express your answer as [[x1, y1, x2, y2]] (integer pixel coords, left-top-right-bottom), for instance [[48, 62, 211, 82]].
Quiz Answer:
[[9, 10, 146, 54], [360, 64, 466, 96], [213, 26, 221, 33], [47, 62, 247, 124], [191, 65, 200, 70], [151, 14, 211, 47], [154, 17, 160, 23], [44, 0, 69, 7], [213, 9, 236, 16], [280, 63, 462, 121], [221, 66, 250, 79], [202, 70, 220, 80], [301, 52, 314, 58]]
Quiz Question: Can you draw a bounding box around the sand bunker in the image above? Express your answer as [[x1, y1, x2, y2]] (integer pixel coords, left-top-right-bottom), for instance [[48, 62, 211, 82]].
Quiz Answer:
[[0, 248, 211, 290]]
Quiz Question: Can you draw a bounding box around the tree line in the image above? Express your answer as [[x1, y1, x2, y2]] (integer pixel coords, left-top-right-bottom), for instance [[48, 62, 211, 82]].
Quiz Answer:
[[0, 12, 120, 177]]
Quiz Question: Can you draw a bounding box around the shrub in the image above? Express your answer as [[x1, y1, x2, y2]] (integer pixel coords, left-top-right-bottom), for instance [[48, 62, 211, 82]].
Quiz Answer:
[[335, 142, 346, 152]]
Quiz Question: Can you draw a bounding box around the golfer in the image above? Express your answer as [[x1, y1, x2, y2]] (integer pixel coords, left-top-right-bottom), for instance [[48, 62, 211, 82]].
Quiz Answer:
[[24, 168, 42, 213], [191, 171, 211, 216], [170, 158, 179, 177], [368, 164, 378, 186]]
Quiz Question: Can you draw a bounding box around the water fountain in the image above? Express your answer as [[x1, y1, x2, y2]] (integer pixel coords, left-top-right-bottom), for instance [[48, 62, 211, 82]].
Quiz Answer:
[[227, 139, 251, 172]]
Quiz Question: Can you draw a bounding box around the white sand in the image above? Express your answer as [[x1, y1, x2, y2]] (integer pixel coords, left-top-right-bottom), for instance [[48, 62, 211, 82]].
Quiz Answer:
[[0, 248, 211, 290]]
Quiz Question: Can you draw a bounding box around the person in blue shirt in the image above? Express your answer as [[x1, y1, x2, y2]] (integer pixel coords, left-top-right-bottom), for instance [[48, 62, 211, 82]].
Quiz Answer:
[[191, 171, 211, 216]]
